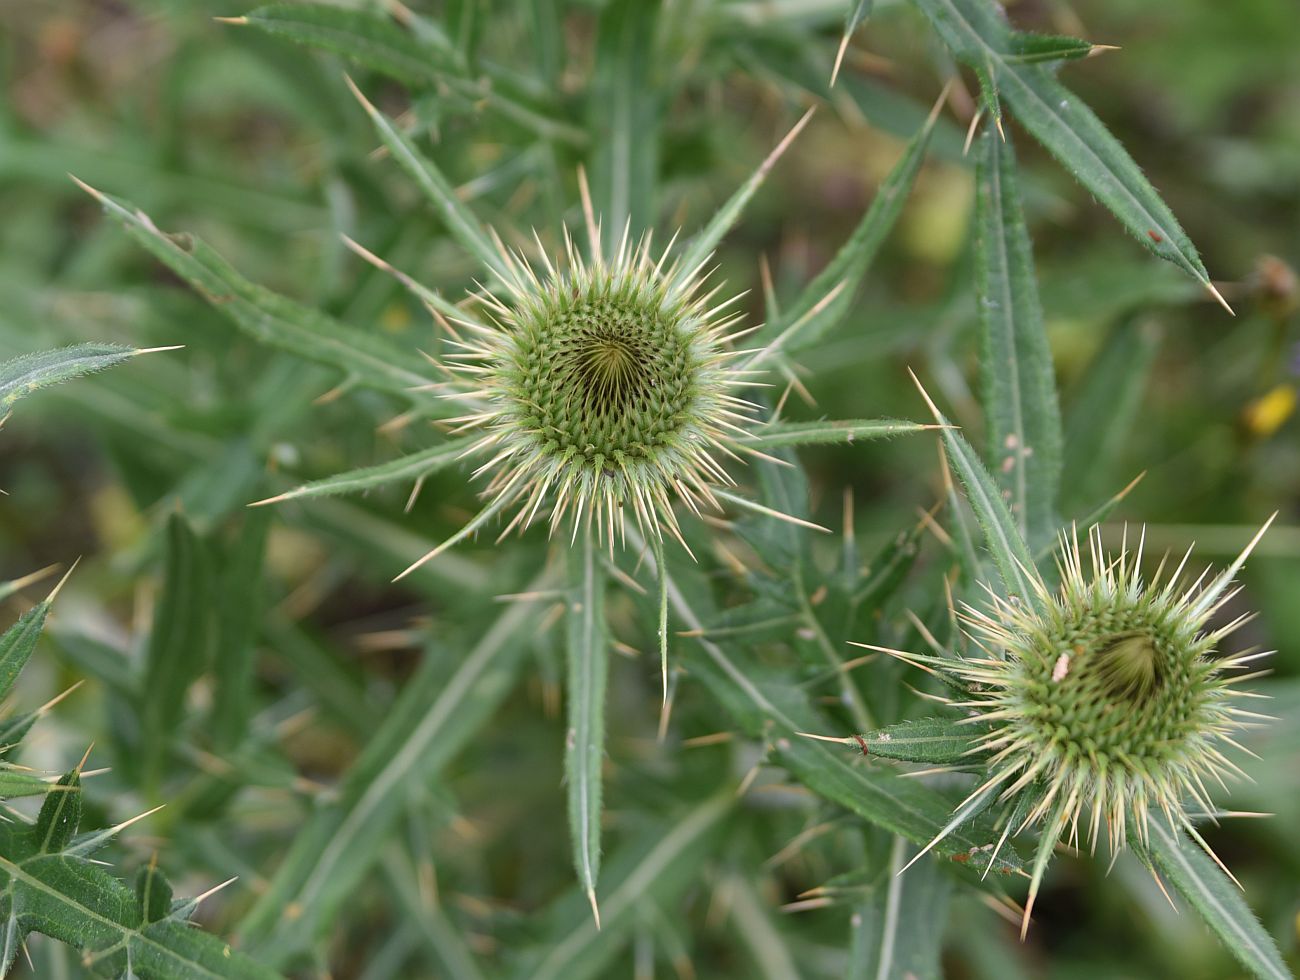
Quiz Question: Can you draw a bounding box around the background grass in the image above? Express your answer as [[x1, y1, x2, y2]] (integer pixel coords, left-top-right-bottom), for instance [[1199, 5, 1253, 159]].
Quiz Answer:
[[1, 0, 1298, 977]]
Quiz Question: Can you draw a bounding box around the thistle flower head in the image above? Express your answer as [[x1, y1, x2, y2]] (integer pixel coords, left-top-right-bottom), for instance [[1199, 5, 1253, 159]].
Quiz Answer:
[[907, 519, 1275, 934], [444, 229, 753, 548]]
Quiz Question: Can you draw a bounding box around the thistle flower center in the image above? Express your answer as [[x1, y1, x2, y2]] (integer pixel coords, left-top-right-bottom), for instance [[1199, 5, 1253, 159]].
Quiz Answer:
[[503, 286, 703, 466], [1015, 610, 1208, 763]]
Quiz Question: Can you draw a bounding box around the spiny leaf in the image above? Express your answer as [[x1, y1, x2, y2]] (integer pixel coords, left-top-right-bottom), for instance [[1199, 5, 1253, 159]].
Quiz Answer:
[[911, 374, 1040, 604], [230, 4, 584, 145], [75, 181, 440, 405], [35, 769, 83, 855], [911, 0, 1223, 302], [565, 526, 607, 926], [0, 344, 158, 418], [753, 100, 935, 353], [1007, 31, 1100, 65], [1138, 822, 1290, 980], [231, 3, 462, 87], [140, 513, 211, 789], [0, 802, 279, 978], [251, 437, 475, 506], [0, 602, 52, 706], [740, 419, 931, 450], [588, 0, 661, 252], [974, 128, 1062, 549], [852, 716, 985, 765], [346, 77, 510, 282]]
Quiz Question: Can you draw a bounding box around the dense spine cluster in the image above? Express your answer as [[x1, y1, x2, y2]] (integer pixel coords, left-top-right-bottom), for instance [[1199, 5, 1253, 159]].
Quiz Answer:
[[442, 229, 755, 548]]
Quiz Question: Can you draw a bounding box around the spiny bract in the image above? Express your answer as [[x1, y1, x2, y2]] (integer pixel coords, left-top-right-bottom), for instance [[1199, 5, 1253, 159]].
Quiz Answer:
[[896, 521, 1273, 934], [442, 229, 755, 553]]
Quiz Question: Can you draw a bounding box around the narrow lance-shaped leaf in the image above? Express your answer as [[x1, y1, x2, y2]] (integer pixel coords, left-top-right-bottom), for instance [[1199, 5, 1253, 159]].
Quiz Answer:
[[754, 110, 936, 353], [566, 525, 608, 926], [74, 180, 441, 405], [848, 836, 952, 980], [0, 344, 159, 418], [1139, 822, 1290, 980], [231, 2, 463, 86], [911, 0, 1223, 302], [974, 128, 1062, 549], [739, 418, 931, 450], [230, 4, 585, 145], [588, 0, 661, 253], [912, 374, 1041, 604], [831, 716, 986, 765], [1007, 31, 1099, 64], [345, 78, 511, 282], [670, 108, 814, 293], [140, 513, 211, 789], [0, 599, 55, 705], [210, 510, 271, 749], [251, 437, 475, 506]]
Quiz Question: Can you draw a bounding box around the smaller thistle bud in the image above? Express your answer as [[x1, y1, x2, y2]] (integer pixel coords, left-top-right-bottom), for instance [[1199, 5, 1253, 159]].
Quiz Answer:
[[883, 519, 1276, 935]]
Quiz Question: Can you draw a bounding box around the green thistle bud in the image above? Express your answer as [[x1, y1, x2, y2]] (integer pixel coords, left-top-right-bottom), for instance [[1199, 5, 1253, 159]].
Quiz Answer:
[[889, 520, 1275, 934], [446, 230, 752, 549]]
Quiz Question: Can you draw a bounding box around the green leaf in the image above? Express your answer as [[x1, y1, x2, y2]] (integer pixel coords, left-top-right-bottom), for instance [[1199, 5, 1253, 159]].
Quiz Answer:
[[974, 129, 1062, 549], [0, 771, 62, 799], [234, 4, 584, 145], [1061, 317, 1160, 515], [914, 382, 1040, 603], [1139, 823, 1291, 980], [855, 717, 983, 764], [657, 558, 1020, 874], [252, 437, 475, 506], [565, 526, 608, 924], [0, 344, 144, 418], [134, 864, 174, 926], [588, 0, 661, 253], [671, 109, 814, 293], [79, 184, 439, 405], [140, 514, 211, 788], [235, 3, 462, 88], [740, 419, 931, 450], [1007, 31, 1097, 64], [849, 837, 952, 980], [210, 511, 271, 749], [754, 111, 934, 353], [346, 79, 510, 282], [0, 602, 52, 706], [517, 796, 731, 980], [911, 0, 1218, 293], [35, 770, 82, 855], [0, 773, 281, 979], [239, 570, 550, 961]]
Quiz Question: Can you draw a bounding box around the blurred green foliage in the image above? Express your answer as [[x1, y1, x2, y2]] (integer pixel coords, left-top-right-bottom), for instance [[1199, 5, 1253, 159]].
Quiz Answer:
[[0, 0, 1297, 977]]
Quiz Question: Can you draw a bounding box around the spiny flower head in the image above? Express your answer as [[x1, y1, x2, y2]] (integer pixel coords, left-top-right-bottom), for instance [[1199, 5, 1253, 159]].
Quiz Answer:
[[892, 519, 1274, 934], [441, 227, 755, 551]]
